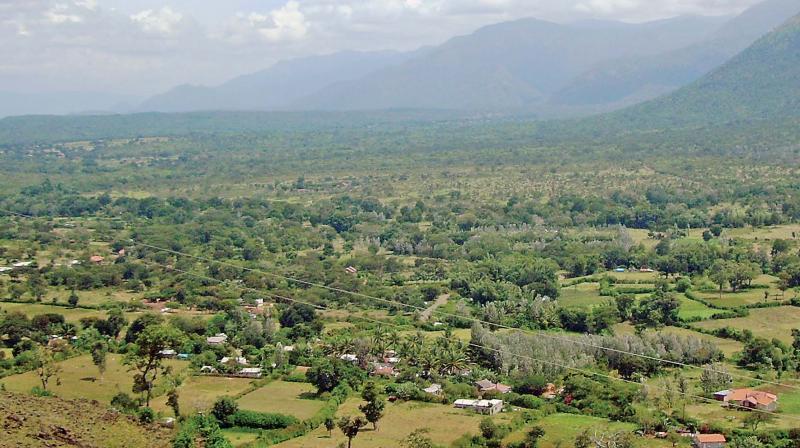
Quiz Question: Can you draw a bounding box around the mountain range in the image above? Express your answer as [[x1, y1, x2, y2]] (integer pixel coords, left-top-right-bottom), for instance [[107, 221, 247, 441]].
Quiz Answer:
[[139, 0, 800, 116], [614, 10, 800, 127]]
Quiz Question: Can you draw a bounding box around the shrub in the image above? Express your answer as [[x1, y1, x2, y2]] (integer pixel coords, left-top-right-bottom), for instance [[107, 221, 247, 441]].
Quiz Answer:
[[508, 393, 544, 410], [138, 407, 155, 424], [228, 410, 298, 430], [211, 396, 239, 426]]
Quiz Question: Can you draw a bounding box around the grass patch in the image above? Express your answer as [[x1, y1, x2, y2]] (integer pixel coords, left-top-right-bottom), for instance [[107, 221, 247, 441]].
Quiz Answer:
[[559, 283, 606, 309], [237, 381, 323, 420], [677, 294, 719, 320], [504, 413, 673, 448], [0, 354, 188, 404], [222, 428, 261, 447], [0, 302, 109, 322], [692, 306, 800, 344], [275, 398, 511, 448], [151, 375, 255, 415]]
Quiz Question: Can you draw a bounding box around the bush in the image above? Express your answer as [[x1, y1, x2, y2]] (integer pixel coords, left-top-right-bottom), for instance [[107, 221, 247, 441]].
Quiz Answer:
[[508, 393, 544, 410], [138, 407, 155, 424], [211, 396, 239, 426], [110, 392, 139, 413], [228, 410, 298, 430], [30, 386, 52, 397]]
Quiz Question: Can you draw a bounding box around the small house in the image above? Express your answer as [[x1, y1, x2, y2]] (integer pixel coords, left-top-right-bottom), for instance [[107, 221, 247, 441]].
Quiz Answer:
[[239, 367, 263, 378], [371, 363, 397, 378], [12, 261, 33, 268], [345, 266, 358, 275], [454, 399, 504, 415], [424, 384, 443, 396], [0, 267, 12, 274], [221, 356, 248, 366], [475, 379, 512, 394], [199, 365, 218, 374], [206, 333, 228, 345], [693, 433, 726, 448]]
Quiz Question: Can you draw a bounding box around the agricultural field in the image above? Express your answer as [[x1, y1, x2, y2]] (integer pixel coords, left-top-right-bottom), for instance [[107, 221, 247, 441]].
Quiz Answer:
[[0, 301, 112, 322], [692, 307, 800, 344], [237, 380, 323, 420]]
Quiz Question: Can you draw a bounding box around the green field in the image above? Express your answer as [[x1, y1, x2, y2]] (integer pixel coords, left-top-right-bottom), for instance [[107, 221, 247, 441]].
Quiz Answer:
[[0, 301, 111, 322], [504, 413, 675, 448], [222, 429, 260, 447], [237, 380, 323, 420], [677, 294, 719, 320], [0, 354, 188, 404], [692, 306, 800, 344], [559, 283, 605, 309], [151, 375, 256, 415]]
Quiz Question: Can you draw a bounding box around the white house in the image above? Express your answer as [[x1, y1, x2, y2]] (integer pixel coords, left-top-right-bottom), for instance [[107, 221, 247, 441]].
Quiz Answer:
[[239, 367, 263, 378], [221, 356, 248, 366], [207, 333, 228, 345], [453, 399, 504, 415]]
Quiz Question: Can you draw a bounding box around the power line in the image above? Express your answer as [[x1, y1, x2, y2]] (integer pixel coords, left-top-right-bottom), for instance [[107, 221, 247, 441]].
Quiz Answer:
[[2, 207, 799, 392], [139, 257, 800, 423]]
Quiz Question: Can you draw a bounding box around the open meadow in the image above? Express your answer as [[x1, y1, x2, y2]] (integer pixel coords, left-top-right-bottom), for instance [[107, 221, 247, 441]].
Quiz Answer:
[[0, 354, 189, 403], [237, 380, 324, 420]]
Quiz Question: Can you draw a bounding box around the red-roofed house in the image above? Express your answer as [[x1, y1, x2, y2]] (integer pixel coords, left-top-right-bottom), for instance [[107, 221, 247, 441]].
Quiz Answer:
[[693, 433, 726, 448], [475, 379, 512, 395], [714, 389, 778, 412]]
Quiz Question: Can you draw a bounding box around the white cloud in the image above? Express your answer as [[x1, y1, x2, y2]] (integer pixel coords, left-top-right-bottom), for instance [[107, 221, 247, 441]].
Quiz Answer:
[[244, 1, 308, 42], [575, 0, 641, 15], [45, 3, 83, 23], [130, 6, 183, 34], [74, 0, 98, 11]]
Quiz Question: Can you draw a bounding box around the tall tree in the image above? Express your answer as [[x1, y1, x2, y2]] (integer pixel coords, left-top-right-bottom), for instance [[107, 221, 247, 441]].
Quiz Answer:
[[123, 323, 184, 406], [359, 382, 386, 430], [31, 345, 62, 391], [338, 416, 367, 448], [91, 340, 107, 381]]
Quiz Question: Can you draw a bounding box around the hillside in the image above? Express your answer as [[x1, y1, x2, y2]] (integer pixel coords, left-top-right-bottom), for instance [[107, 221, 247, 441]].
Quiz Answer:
[[0, 392, 172, 448], [551, 0, 800, 107], [616, 13, 800, 126], [293, 16, 723, 112], [138, 50, 419, 113]]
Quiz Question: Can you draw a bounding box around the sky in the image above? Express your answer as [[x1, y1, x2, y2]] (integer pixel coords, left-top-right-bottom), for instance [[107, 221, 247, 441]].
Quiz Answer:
[[0, 0, 764, 98]]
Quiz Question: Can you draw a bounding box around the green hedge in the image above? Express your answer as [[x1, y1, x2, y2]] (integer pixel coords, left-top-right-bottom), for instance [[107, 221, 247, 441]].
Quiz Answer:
[[229, 410, 298, 430]]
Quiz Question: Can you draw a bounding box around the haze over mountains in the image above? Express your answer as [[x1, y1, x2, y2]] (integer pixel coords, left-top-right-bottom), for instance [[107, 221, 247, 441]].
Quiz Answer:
[[137, 0, 800, 117], [616, 10, 800, 126], [3, 7, 798, 147]]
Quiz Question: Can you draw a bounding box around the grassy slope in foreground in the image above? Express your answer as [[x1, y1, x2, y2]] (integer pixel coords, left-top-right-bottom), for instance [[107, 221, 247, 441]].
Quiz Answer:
[[0, 391, 172, 448]]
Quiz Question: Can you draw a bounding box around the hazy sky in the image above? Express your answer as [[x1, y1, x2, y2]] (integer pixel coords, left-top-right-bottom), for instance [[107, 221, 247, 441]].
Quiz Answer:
[[1, 0, 764, 97]]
